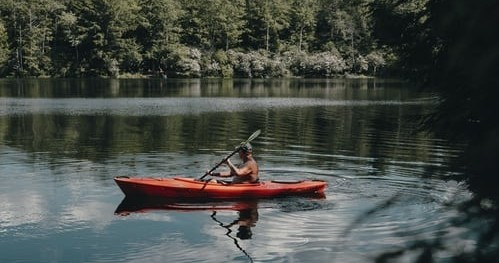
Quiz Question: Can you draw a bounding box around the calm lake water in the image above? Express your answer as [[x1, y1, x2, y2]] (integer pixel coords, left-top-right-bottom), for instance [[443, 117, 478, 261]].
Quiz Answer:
[[0, 78, 471, 262]]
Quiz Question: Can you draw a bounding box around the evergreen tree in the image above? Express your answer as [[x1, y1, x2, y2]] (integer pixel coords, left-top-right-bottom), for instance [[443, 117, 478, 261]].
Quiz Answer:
[[0, 0, 390, 77], [289, 0, 317, 52], [178, 0, 208, 49], [66, 0, 142, 77], [65, 0, 106, 75], [101, 0, 143, 76], [200, 0, 245, 51], [217, 0, 245, 50], [55, 10, 83, 76], [315, 0, 372, 71], [242, 0, 291, 52], [138, 0, 183, 74], [0, 0, 63, 76], [0, 20, 10, 74]]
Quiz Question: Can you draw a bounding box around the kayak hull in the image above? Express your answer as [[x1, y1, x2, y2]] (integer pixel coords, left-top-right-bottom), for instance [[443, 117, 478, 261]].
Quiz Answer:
[[114, 177, 327, 199]]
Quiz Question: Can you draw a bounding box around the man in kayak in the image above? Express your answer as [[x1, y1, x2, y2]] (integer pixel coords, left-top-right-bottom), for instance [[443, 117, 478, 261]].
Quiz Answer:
[[210, 143, 259, 183]]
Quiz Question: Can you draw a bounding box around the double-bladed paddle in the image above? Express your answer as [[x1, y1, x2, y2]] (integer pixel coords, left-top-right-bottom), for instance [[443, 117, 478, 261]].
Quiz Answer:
[[199, 129, 261, 180]]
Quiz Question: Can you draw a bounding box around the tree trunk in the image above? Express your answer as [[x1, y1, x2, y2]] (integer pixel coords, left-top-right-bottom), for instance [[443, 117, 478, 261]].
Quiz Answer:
[[299, 26, 303, 52], [266, 24, 269, 51], [18, 24, 23, 74], [351, 30, 355, 72]]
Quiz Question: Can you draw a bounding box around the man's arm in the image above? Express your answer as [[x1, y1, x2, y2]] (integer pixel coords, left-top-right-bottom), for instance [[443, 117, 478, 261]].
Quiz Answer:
[[226, 159, 252, 177]]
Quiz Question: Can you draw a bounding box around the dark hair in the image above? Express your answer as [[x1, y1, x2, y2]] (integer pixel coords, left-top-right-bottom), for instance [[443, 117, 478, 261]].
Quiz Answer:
[[240, 143, 252, 153]]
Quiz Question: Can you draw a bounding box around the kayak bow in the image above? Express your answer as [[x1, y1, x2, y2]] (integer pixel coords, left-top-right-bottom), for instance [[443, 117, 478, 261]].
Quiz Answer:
[[114, 176, 327, 199]]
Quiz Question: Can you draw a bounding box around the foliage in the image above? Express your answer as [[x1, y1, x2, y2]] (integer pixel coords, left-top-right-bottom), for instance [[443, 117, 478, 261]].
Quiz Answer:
[[242, 0, 291, 52], [202, 50, 234, 78], [288, 0, 317, 52], [371, 0, 499, 199], [369, 0, 499, 261], [364, 51, 387, 76], [0, 0, 389, 78], [428, 0, 499, 202], [0, 20, 9, 74], [286, 50, 347, 77], [369, 0, 432, 79], [164, 44, 201, 77], [227, 50, 287, 78]]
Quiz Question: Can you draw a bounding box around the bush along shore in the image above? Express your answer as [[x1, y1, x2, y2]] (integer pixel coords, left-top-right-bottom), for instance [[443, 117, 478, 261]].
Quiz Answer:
[[0, 45, 390, 79], [149, 47, 387, 79]]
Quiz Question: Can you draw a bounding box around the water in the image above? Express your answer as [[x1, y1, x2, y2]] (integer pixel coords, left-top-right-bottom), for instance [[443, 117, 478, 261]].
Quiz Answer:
[[0, 78, 470, 262]]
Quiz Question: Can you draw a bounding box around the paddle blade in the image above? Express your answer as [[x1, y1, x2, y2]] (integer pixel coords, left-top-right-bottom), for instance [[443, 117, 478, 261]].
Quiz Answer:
[[244, 129, 261, 144]]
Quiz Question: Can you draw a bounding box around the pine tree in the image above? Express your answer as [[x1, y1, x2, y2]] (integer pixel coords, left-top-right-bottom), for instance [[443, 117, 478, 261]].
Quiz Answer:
[[0, 20, 10, 74]]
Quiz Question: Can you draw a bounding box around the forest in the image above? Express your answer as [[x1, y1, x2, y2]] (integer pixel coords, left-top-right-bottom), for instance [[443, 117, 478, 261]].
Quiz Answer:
[[0, 0, 388, 78], [1, 0, 499, 261]]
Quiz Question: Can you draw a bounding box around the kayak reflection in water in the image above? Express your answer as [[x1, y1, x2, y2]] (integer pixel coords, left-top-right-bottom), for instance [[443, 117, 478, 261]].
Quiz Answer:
[[114, 198, 259, 261], [115, 197, 259, 240], [211, 201, 259, 262], [209, 143, 259, 184], [234, 207, 259, 239]]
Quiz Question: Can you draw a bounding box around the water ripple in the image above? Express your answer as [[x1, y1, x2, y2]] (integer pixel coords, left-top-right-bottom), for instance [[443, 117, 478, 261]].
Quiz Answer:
[[0, 81, 472, 263]]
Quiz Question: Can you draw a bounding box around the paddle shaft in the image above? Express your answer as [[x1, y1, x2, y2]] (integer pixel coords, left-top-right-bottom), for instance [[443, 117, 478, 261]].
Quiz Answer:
[[199, 130, 261, 180], [200, 149, 239, 180]]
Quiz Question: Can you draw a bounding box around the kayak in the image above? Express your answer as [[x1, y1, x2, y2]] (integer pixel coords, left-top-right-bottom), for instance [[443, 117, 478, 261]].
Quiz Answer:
[[114, 176, 327, 199]]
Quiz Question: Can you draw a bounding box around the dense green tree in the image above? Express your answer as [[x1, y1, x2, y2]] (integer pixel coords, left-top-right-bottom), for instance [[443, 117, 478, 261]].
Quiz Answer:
[[371, 0, 499, 208], [55, 10, 83, 76], [242, 0, 291, 52], [0, 20, 9, 74], [178, 0, 208, 49], [138, 0, 183, 74], [315, 0, 373, 71], [0, 0, 392, 77], [0, 0, 63, 76], [369, 0, 430, 78], [202, 0, 245, 51], [289, 0, 317, 52], [100, 0, 143, 76], [218, 0, 246, 51], [315, 0, 347, 50], [177, 0, 244, 51], [65, 0, 142, 77], [64, 0, 108, 75]]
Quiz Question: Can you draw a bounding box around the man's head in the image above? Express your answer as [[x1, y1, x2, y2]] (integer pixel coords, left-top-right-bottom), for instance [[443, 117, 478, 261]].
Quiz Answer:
[[239, 143, 252, 154]]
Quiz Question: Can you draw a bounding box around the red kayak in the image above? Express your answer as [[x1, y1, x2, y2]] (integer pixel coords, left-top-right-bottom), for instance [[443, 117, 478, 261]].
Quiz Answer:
[[114, 176, 327, 199]]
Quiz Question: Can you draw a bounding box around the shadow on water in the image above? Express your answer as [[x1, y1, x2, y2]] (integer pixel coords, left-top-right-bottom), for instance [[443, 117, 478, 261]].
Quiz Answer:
[[114, 195, 328, 216], [114, 197, 262, 215], [210, 207, 258, 262], [115, 197, 260, 262], [114, 196, 328, 262], [344, 188, 499, 263]]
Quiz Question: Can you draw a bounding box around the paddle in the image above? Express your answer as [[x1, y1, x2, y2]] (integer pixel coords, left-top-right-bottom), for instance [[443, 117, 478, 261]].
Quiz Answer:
[[199, 129, 261, 180]]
